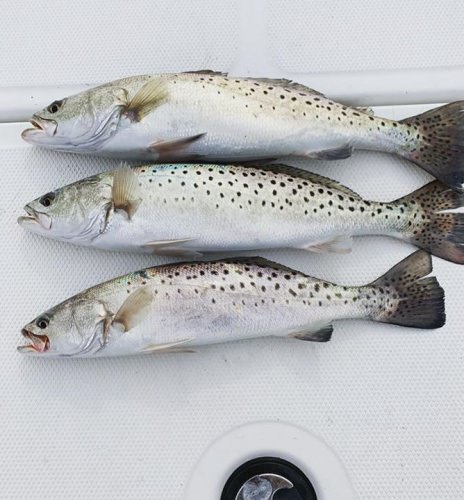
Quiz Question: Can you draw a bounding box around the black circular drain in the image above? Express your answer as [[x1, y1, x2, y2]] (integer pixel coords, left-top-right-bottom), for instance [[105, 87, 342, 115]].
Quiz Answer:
[[221, 456, 317, 500]]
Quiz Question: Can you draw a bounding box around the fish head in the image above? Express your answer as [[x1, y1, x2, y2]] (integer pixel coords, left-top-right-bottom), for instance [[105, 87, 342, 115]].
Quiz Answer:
[[18, 174, 113, 244], [19, 298, 111, 357], [21, 86, 128, 151]]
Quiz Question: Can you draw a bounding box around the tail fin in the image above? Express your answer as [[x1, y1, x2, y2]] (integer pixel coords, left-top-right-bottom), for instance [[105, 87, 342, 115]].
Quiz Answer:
[[395, 180, 464, 264], [399, 102, 464, 192], [369, 250, 445, 329]]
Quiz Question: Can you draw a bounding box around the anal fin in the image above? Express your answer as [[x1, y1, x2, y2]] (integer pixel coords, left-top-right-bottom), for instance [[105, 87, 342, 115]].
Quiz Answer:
[[307, 145, 353, 161], [300, 235, 353, 254], [289, 323, 334, 342]]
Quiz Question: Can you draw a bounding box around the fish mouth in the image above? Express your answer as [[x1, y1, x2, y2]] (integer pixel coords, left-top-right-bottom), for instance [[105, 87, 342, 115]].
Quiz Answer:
[[17, 205, 52, 230], [17, 205, 37, 226], [21, 116, 58, 141], [18, 329, 50, 354], [30, 118, 44, 131]]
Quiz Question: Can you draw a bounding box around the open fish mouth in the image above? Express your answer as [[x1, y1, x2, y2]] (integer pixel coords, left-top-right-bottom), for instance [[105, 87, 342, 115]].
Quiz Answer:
[[17, 205, 37, 226], [21, 116, 58, 140], [30, 118, 44, 131], [18, 329, 50, 353], [17, 205, 52, 230]]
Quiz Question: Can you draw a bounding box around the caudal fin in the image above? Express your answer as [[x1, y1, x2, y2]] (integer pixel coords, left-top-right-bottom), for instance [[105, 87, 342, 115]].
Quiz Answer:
[[395, 181, 464, 264], [399, 102, 464, 192], [369, 250, 445, 329]]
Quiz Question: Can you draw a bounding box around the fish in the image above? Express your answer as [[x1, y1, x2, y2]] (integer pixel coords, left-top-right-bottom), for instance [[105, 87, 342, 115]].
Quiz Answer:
[[18, 163, 464, 264], [18, 251, 445, 358], [21, 71, 464, 192]]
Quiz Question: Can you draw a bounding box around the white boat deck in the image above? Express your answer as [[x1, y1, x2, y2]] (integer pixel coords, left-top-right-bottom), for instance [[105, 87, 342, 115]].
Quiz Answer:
[[0, 1, 462, 498]]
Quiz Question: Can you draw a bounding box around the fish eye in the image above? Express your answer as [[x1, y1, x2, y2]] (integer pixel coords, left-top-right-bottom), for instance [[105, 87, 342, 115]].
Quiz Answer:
[[39, 192, 56, 207], [36, 317, 49, 329], [47, 99, 63, 114]]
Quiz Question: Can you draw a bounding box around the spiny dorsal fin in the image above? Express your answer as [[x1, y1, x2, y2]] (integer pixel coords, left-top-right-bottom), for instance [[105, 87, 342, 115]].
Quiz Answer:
[[124, 78, 168, 122], [356, 106, 375, 116], [113, 287, 153, 332], [113, 166, 142, 219], [248, 163, 361, 198], [183, 70, 228, 77]]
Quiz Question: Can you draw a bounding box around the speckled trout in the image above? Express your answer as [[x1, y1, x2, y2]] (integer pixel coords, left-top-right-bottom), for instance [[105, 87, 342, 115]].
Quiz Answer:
[[18, 163, 464, 264], [21, 71, 464, 191], [18, 251, 444, 357]]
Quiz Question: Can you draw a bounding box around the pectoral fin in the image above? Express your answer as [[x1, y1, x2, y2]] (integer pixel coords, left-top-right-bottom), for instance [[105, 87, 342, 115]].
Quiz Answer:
[[112, 166, 142, 219], [289, 323, 333, 342], [124, 78, 169, 122], [113, 287, 153, 333], [142, 338, 195, 354], [300, 235, 353, 254]]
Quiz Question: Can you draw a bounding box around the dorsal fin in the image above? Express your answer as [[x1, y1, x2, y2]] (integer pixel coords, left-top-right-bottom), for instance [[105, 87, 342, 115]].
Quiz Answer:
[[183, 72, 325, 97], [217, 256, 309, 275], [144, 256, 309, 277], [183, 70, 228, 76], [251, 78, 326, 97], [247, 163, 361, 198], [356, 106, 375, 116]]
